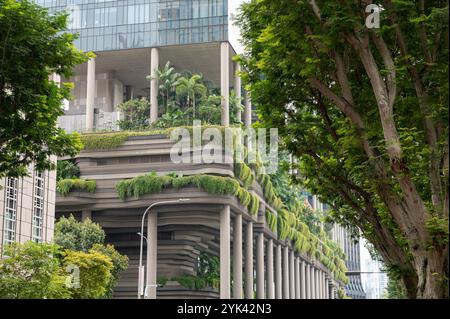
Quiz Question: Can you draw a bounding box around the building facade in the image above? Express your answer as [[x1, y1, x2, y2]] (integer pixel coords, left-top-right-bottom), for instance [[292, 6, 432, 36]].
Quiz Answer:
[[330, 224, 367, 299], [35, 0, 248, 133], [0, 163, 57, 254]]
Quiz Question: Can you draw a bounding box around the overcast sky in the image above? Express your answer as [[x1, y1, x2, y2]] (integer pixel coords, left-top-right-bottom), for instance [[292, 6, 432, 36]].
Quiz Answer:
[[228, 0, 246, 54]]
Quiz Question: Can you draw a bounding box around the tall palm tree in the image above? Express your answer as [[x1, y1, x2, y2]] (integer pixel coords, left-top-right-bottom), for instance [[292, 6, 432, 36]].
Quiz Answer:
[[174, 74, 207, 118], [146, 61, 179, 113]]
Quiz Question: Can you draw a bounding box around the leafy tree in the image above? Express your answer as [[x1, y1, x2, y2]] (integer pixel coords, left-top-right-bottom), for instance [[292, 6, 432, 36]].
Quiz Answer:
[[175, 74, 208, 118], [0, 0, 88, 178], [116, 98, 150, 131], [62, 249, 112, 299], [54, 215, 128, 298], [54, 215, 105, 252], [91, 243, 129, 299], [0, 242, 71, 299], [236, 0, 448, 298]]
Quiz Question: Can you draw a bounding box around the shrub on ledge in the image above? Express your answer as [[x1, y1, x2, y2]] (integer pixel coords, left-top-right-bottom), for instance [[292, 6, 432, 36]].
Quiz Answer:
[[57, 178, 96, 196]]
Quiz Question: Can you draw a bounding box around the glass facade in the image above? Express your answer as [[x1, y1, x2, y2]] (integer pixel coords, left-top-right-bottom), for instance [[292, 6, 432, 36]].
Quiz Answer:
[[32, 172, 45, 243], [3, 178, 18, 246], [35, 0, 228, 52]]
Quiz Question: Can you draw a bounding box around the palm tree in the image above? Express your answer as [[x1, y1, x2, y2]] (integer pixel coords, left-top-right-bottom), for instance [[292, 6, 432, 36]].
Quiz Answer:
[[146, 61, 179, 113], [174, 74, 207, 118]]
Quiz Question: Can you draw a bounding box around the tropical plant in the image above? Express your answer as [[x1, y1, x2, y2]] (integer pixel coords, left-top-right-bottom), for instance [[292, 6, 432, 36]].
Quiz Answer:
[[147, 61, 180, 113], [175, 74, 207, 118], [116, 98, 150, 131]]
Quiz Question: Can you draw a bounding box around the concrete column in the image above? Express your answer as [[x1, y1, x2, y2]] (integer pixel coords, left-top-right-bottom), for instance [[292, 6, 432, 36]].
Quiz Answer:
[[234, 62, 242, 122], [300, 260, 306, 299], [244, 90, 252, 128], [81, 210, 92, 221], [314, 268, 320, 299], [275, 244, 282, 299], [86, 57, 95, 132], [310, 266, 315, 299], [145, 211, 157, 299], [295, 257, 300, 299], [244, 221, 253, 299], [233, 214, 243, 299], [289, 250, 295, 299], [305, 263, 311, 299], [323, 273, 327, 299], [325, 277, 330, 299], [319, 271, 324, 299], [150, 47, 159, 123], [256, 233, 264, 299], [220, 205, 231, 299], [282, 246, 289, 299], [266, 239, 274, 299], [220, 42, 229, 126]]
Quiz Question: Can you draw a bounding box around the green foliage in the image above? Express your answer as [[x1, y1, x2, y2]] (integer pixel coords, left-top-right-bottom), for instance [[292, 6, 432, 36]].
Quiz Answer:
[[54, 215, 105, 252], [196, 252, 220, 289], [425, 216, 449, 248], [0, 242, 71, 299], [265, 210, 277, 232], [54, 216, 128, 298], [117, 98, 151, 131], [63, 249, 112, 299], [56, 160, 80, 181], [56, 178, 96, 196], [234, 161, 254, 188], [173, 275, 209, 290], [80, 132, 130, 150], [0, 0, 87, 178], [236, 0, 449, 297], [116, 172, 259, 216], [90, 243, 129, 299]]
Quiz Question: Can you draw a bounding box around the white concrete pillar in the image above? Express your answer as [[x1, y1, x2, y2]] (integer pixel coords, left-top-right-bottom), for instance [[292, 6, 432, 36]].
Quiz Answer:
[[295, 257, 300, 299], [325, 277, 330, 299], [220, 205, 231, 299], [319, 271, 324, 299], [86, 57, 96, 132], [234, 62, 242, 122], [256, 233, 264, 299], [300, 260, 306, 299], [314, 268, 320, 299], [289, 250, 295, 299], [275, 244, 282, 299], [233, 214, 243, 299], [150, 47, 159, 123], [145, 211, 157, 299], [310, 266, 316, 299], [282, 246, 289, 299], [305, 263, 311, 299], [244, 90, 252, 128], [220, 42, 229, 126], [245, 221, 254, 299], [266, 239, 274, 299]]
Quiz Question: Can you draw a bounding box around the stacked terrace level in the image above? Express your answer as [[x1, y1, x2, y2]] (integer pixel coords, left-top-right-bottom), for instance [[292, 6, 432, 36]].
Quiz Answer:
[[56, 132, 346, 299], [35, 0, 251, 132]]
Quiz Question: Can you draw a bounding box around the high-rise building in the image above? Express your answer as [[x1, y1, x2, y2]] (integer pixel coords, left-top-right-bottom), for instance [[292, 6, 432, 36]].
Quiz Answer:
[[330, 224, 366, 299], [0, 162, 57, 254], [360, 239, 388, 299], [35, 0, 248, 133]]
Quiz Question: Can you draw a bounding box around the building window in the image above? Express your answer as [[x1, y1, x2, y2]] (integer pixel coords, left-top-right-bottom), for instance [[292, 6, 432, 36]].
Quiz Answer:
[[3, 177, 18, 245], [32, 172, 45, 243]]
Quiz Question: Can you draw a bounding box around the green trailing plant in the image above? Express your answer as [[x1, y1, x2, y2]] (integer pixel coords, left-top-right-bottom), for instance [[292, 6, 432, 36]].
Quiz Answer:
[[425, 216, 449, 248], [57, 178, 96, 196], [116, 173, 259, 216], [265, 210, 277, 233], [234, 161, 254, 188]]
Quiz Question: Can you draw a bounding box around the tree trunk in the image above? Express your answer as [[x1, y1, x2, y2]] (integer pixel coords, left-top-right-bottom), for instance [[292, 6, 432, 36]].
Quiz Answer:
[[415, 248, 449, 298]]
